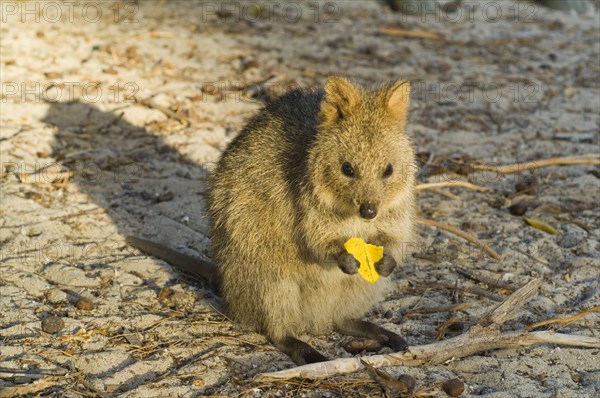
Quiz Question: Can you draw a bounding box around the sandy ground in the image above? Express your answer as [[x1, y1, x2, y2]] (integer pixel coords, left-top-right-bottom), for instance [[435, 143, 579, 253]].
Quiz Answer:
[[1, 0, 599, 397]]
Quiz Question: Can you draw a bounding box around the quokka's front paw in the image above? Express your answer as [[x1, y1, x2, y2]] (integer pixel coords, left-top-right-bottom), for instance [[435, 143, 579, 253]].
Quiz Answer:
[[336, 251, 360, 275], [375, 252, 397, 277]]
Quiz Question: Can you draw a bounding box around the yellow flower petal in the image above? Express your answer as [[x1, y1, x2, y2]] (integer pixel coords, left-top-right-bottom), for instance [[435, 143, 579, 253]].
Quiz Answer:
[[344, 238, 383, 284]]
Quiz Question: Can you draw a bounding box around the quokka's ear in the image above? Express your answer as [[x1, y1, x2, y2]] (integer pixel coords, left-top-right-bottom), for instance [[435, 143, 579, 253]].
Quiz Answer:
[[385, 80, 410, 122], [320, 76, 362, 126]]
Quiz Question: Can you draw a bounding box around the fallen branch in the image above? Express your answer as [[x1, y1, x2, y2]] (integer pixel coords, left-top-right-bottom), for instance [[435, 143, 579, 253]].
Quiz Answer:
[[0, 377, 60, 398], [255, 279, 600, 381], [472, 154, 599, 174], [416, 218, 501, 261]]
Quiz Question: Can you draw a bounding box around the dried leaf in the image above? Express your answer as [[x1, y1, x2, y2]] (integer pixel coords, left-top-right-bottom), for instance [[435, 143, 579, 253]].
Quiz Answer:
[[344, 238, 383, 283], [523, 217, 560, 234]]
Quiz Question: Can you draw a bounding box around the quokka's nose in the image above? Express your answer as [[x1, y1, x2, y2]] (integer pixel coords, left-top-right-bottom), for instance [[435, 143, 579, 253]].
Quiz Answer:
[[359, 203, 377, 220]]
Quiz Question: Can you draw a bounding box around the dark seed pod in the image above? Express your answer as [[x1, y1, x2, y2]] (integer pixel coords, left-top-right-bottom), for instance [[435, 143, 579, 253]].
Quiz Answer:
[[447, 321, 466, 332], [442, 378, 465, 397], [343, 338, 382, 354], [508, 202, 528, 216], [74, 298, 96, 310], [362, 339, 383, 352], [456, 163, 473, 176], [515, 176, 538, 194]]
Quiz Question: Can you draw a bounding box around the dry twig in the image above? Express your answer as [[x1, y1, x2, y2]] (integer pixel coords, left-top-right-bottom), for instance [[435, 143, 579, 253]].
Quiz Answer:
[[404, 302, 473, 315], [527, 305, 600, 331], [380, 27, 445, 40], [463, 285, 505, 302], [416, 181, 491, 193], [255, 279, 600, 381], [136, 97, 189, 126], [435, 319, 467, 340], [472, 154, 599, 174], [426, 188, 460, 200], [416, 218, 501, 261]]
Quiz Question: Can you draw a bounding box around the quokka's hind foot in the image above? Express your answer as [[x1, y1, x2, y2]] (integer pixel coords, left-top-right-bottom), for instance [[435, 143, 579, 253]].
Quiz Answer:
[[274, 335, 329, 365]]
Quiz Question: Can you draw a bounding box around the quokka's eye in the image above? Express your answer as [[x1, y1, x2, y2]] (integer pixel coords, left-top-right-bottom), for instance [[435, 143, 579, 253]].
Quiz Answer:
[[341, 162, 355, 177], [383, 163, 393, 178]]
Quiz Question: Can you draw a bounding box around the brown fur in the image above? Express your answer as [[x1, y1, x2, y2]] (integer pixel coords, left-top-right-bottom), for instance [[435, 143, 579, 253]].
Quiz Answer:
[[209, 77, 416, 361]]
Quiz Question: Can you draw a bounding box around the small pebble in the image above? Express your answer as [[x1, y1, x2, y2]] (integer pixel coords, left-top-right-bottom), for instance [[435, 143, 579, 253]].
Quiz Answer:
[[202, 84, 220, 95], [123, 331, 142, 346], [126, 46, 138, 58], [508, 203, 528, 216], [140, 191, 152, 201], [557, 232, 582, 249], [155, 191, 174, 203], [442, 378, 465, 397], [74, 298, 96, 310], [45, 288, 68, 304], [41, 316, 64, 334], [44, 71, 63, 79]]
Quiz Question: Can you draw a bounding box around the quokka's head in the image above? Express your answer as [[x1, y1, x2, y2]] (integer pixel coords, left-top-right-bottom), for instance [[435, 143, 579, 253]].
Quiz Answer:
[[308, 76, 416, 220]]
